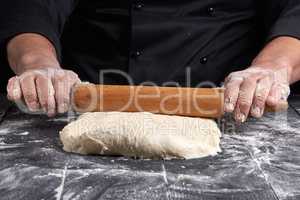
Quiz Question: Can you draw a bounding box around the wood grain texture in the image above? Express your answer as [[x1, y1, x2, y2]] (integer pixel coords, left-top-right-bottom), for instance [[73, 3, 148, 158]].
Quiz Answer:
[[72, 84, 224, 118], [72, 84, 288, 118]]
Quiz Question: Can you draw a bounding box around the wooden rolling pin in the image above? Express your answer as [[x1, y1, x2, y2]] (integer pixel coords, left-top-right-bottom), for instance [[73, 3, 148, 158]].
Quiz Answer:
[[72, 83, 288, 118]]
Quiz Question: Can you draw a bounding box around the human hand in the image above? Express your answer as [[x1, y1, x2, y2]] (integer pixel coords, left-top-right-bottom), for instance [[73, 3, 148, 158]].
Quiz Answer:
[[7, 68, 81, 117], [224, 66, 290, 123]]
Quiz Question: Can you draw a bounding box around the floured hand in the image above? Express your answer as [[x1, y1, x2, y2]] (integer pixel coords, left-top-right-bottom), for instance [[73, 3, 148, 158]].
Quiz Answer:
[[224, 65, 290, 123], [7, 68, 81, 117]]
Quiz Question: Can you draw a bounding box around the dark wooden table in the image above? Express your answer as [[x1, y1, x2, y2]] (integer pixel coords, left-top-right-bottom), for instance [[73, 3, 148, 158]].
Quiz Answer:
[[0, 94, 299, 200]]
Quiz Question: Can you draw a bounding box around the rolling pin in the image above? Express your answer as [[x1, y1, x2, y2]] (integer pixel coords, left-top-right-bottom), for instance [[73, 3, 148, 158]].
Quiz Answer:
[[71, 83, 288, 118]]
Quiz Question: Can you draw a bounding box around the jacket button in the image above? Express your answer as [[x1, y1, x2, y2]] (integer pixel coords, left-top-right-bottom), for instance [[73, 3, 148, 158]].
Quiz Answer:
[[131, 51, 142, 58], [133, 3, 143, 10], [200, 57, 208, 64], [207, 7, 215, 15]]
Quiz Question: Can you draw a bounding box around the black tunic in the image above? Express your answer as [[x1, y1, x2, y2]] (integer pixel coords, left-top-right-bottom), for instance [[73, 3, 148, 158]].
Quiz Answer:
[[1, 0, 300, 88]]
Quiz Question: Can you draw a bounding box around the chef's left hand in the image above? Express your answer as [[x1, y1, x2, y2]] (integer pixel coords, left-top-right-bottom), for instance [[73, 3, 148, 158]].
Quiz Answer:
[[224, 64, 290, 123]]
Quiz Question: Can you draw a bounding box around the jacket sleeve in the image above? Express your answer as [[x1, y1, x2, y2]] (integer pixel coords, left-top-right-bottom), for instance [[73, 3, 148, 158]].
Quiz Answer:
[[0, 0, 77, 60], [264, 0, 300, 41]]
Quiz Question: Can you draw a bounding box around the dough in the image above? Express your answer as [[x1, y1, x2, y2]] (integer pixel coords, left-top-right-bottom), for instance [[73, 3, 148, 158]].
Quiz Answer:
[[60, 112, 221, 159]]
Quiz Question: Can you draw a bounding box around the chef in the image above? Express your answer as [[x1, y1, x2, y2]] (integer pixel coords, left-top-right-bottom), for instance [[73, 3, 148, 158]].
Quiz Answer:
[[1, 0, 300, 122]]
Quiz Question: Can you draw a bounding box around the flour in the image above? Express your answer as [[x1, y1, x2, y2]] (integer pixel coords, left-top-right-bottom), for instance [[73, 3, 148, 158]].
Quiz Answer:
[[0, 128, 10, 136], [14, 132, 30, 136]]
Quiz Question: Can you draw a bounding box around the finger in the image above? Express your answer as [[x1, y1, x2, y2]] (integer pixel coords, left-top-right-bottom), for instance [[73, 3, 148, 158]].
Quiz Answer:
[[224, 71, 247, 85], [7, 77, 22, 101], [19, 74, 40, 111], [66, 70, 81, 83], [267, 83, 290, 107], [250, 77, 272, 118], [35, 75, 56, 117], [278, 84, 290, 101], [54, 70, 81, 113], [224, 76, 244, 113], [6, 77, 15, 100], [35, 75, 49, 113], [53, 71, 70, 114], [234, 76, 258, 123]]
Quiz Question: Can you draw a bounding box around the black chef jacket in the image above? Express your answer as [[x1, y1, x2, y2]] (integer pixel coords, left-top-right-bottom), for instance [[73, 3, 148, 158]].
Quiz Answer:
[[1, 0, 300, 88]]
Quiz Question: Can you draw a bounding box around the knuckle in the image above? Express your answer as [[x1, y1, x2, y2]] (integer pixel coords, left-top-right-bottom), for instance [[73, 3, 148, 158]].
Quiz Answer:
[[244, 75, 257, 83], [229, 78, 245, 85], [229, 71, 241, 77], [20, 71, 34, 80], [238, 95, 251, 108], [66, 70, 74, 75], [239, 100, 251, 108], [23, 90, 36, 99], [24, 93, 37, 102], [19, 76, 27, 84], [227, 72, 237, 79], [225, 79, 242, 89], [255, 87, 268, 98], [54, 74, 65, 82], [68, 71, 79, 80], [254, 95, 265, 106], [265, 70, 274, 78], [35, 73, 47, 81], [249, 74, 258, 81], [225, 80, 236, 87], [238, 89, 248, 98], [255, 91, 265, 100], [265, 70, 275, 77]]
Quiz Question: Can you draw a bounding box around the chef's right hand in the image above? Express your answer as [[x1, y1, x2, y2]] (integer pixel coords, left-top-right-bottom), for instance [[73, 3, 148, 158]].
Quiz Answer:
[[7, 68, 81, 117]]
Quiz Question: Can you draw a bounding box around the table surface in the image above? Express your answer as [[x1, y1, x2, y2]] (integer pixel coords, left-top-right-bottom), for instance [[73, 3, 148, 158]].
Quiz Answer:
[[0, 94, 300, 200]]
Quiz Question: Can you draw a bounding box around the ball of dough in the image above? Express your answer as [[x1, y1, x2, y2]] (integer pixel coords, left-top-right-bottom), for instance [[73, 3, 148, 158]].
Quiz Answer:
[[60, 112, 221, 159]]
